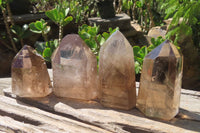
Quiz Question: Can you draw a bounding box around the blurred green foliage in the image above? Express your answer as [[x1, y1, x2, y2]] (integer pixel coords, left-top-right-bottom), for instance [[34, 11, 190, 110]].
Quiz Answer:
[[78, 24, 119, 55], [45, 2, 73, 43], [45, 6, 73, 27], [29, 19, 50, 34], [161, 0, 200, 50], [11, 24, 32, 46], [35, 39, 58, 62], [78, 24, 119, 68]]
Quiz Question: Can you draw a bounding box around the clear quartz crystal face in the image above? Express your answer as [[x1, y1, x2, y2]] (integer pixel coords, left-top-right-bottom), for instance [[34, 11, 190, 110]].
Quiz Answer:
[[12, 45, 52, 97], [99, 30, 136, 110], [137, 40, 183, 120], [51, 34, 98, 100]]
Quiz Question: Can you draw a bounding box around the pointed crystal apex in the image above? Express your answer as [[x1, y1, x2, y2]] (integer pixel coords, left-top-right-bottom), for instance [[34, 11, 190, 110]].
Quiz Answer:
[[12, 45, 52, 97], [137, 40, 183, 120], [99, 30, 136, 110], [52, 34, 98, 100], [146, 40, 181, 59]]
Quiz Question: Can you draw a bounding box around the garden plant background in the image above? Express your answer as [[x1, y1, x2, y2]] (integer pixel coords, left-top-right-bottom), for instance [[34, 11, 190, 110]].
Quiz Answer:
[[0, 0, 199, 90]]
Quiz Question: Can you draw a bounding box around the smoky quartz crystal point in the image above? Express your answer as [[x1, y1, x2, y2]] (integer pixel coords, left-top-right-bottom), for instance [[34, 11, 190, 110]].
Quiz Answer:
[[99, 30, 136, 110], [52, 34, 98, 100], [12, 45, 52, 97], [137, 40, 183, 120]]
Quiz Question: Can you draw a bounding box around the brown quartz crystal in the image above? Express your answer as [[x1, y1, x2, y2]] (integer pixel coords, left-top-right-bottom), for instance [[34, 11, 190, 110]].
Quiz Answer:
[[52, 34, 98, 100], [12, 45, 52, 97], [137, 40, 183, 120], [99, 30, 136, 110]]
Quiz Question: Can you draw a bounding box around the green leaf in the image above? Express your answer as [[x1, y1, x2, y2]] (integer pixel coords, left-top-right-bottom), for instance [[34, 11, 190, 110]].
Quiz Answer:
[[35, 21, 43, 30], [11, 24, 32, 39], [63, 16, 73, 26], [139, 46, 148, 57], [43, 47, 52, 58], [29, 19, 50, 35], [44, 26, 51, 34], [135, 61, 142, 74], [13, 37, 18, 43], [110, 27, 119, 34], [94, 25, 99, 34], [109, 27, 113, 33], [45, 41, 50, 47], [65, 8, 69, 17], [135, 57, 143, 64], [59, 12, 65, 23], [151, 38, 155, 45], [45, 6, 71, 27], [88, 30, 96, 37], [80, 32, 91, 40], [11, 25, 22, 35], [97, 34, 105, 45], [29, 23, 42, 33], [85, 39, 96, 49], [151, 37, 165, 48], [53, 39, 59, 47], [34, 41, 46, 55], [164, 3, 179, 19], [133, 45, 148, 65], [90, 26, 98, 35], [78, 24, 87, 32], [50, 41, 57, 52], [45, 8, 59, 23], [136, 1, 142, 8], [102, 32, 110, 40], [133, 46, 140, 56], [128, 1, 133, 8], [40, 18, 45, 24], [148, 44, 154, 52]]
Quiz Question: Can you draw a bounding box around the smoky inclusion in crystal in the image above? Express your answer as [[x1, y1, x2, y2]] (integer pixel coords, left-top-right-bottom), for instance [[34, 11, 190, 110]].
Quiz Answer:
[[52, 34, 98, 100], [12, 45, 52, 97], [137, 40, 183, 120], [99, 30, 136, 110]]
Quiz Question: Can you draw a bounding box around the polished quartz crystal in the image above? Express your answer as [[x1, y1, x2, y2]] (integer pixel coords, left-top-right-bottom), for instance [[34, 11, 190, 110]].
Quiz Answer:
[[99, 30, 136, 110], [52, 34, 98, 100], [137, 40, 183, 120], [12, 45, 52, 97]]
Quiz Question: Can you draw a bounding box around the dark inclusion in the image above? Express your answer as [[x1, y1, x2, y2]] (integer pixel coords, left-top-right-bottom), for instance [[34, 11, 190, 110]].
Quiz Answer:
[[152, 57, 169, 83]]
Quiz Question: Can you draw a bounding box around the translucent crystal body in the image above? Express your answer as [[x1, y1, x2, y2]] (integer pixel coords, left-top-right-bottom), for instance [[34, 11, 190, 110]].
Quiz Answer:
[[52, 34, 98, 100], [137, 40, 183, 120], [99, 30, 136, 110], [12, 45, 52, 97]]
